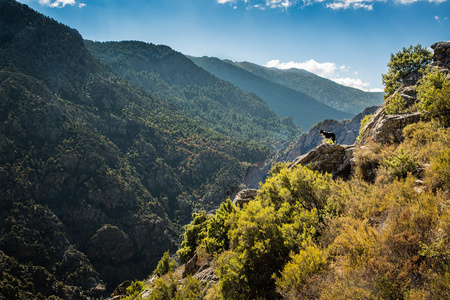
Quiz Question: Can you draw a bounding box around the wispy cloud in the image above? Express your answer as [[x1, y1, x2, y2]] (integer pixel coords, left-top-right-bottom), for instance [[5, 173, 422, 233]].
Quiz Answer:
[[265, 59, 379, 91], [39, 0, 86, 7], [435, 15, 448, 24], [326, 0, 373, 10], [266, 59, 342, 78], [218, 0, 447, 10]]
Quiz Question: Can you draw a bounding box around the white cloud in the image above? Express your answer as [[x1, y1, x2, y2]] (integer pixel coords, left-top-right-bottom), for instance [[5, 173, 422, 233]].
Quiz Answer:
[[331, 77, 370, 90], [265, 59, 339, 78], [218, 0, 447, 10], [79, 2, 86, 8], [265, 59, 379, 91], [435, 15, 448, 24], [39, 0, 76, 7], [326, 0, 373, 10]]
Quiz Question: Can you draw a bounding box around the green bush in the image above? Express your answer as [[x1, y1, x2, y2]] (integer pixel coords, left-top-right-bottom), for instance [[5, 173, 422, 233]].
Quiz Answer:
[[417, 67, 450, 126], [177, 211, 209, 263], [382, 44, 432, 97], [275, 244, 327, 296], [385, 93, 407, 115], [153, 251, 178, 277], [356, 114, 373, 142], [383, 148, 417, 179]]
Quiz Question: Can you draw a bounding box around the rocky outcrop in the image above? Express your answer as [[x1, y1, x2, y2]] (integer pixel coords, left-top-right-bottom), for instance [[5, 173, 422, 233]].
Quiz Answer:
[[289, 143, 356, 179], [182, 252, 199, 278], [431, 42, 450, 68], [232, 189, 258, 207], [359, 42, 450, 145], [243, 106, 377, 188]]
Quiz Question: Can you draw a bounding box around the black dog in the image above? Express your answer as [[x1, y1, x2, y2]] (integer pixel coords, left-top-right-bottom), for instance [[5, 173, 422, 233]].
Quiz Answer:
[[319, 129, 336, 143]]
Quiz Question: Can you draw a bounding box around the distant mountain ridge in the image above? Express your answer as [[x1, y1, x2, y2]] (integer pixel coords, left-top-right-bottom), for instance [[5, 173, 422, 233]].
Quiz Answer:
[[231, 60, 384, 114], [189, 56, 354, 131], [84, 40, 301, 146]]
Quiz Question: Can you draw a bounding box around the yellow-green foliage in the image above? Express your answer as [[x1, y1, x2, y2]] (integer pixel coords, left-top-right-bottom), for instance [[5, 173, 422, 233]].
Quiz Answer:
[[417, 67, 450, 126], [385, 93, 407, 114], [146, 275, 178, 300], [383, 147, 417, 179], [275, 244, 327, 295], [173, 74, 450, 298], [382, 44, 432, 97], [356, 113, 373, 142], [153, 251, 178, 277], [124, 280, 145, 300]]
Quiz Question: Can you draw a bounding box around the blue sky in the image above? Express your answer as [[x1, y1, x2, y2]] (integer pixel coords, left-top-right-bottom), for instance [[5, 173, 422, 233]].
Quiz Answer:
[[18, 0, 450, 92]]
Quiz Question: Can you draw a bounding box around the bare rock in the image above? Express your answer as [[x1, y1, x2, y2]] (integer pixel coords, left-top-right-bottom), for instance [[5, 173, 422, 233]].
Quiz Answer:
[[289, 143, 356, 179], [182, 252, 199, 278], [232, 188, 258, 207], [111, 280, 131, 297]]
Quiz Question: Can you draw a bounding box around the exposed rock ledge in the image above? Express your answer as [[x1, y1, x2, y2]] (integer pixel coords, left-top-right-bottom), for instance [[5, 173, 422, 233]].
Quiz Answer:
[[289, 143, 356, 179]]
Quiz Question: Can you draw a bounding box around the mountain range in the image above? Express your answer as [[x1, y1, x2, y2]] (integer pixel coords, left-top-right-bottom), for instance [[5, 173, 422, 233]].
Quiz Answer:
[[84, 40, 301, 147], [0, 0, 271, 297], [0, 0, 384, 298], [189, 56, 383, 130]]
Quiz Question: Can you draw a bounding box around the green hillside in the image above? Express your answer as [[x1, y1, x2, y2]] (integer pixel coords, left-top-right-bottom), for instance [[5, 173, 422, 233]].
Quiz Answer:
[[189, 56, 353, 131], [130, 42, 450, 300], [0, 0, 271, 297], [84, 40, 301, 146], [233, 61, 384, 115]]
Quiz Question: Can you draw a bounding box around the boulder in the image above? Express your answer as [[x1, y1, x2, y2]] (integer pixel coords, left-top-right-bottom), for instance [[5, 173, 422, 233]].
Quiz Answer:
[[182, 252, 199, 278], [111, 280, 131, 297], [289, 143, 356, 179], [232, 189, 258, 207]]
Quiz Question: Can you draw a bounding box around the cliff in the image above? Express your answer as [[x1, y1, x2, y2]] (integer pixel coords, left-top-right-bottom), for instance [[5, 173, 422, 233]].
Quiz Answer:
[[243, 106, 377, 187]]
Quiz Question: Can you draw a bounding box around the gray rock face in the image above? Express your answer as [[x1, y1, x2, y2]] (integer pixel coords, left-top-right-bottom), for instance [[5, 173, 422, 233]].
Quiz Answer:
[[289, 143, 356, 179], [232, 188, 258, 207], [243, 106, 377, 188]]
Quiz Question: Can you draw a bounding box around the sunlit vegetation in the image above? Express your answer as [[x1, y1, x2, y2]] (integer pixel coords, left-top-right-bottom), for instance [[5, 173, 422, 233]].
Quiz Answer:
[[382, 44, 432, 97], [139, 45, 450, 299]]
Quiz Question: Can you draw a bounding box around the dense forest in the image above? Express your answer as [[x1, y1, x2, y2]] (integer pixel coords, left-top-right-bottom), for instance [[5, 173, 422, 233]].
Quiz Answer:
[[0, 0, 280, 297], [84, 40, 301, 147], [123, 43, 450, 299]]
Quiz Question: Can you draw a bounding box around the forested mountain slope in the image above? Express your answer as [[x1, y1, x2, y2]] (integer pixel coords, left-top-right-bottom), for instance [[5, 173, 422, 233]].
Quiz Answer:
[[128, 42, 450, 300], [189, 56, 353, 131], [85, 41, 301, 145], [0, 0, 270, 297], [232, 60, 383, 115]]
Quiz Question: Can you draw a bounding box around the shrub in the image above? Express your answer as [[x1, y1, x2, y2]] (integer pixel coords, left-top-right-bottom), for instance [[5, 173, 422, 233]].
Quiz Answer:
[[177, 211, 209, 263], [175, 276, 203, 300], [383, 148, 417, 179], [275, 244, 327, 296], [124, 280, 144, 300], [356, 114, 373, 143], [382, 44, 432, 97], [385, 93, 407, 115], [428, 148, 450, 191], [146, 276, 177, 300], [328, 217, 378, 269], [153, 251, 178, 277], [201, 198, 235, 255], [417, 67, 450, 126]]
